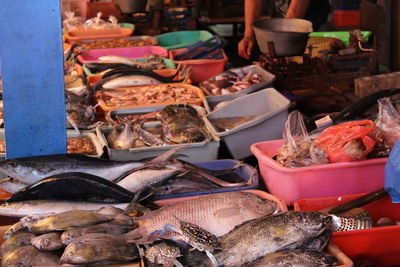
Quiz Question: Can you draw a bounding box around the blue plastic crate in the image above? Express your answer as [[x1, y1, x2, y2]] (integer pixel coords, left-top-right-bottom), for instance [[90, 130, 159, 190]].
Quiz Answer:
[[151, 159, 259, 200]]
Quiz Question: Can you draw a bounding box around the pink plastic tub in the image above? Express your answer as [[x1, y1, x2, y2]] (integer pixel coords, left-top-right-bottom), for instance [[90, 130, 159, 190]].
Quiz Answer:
[[169, 48, 228, 84], [77, 46, 168, 63], [250, 139, 386, 205]]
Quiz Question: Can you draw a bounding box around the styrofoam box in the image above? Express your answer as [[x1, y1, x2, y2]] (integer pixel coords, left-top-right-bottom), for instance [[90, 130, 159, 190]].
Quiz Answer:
[[204, 88, 290, 159], [201, 65, 276, 112], [96, 105, 220, 163]]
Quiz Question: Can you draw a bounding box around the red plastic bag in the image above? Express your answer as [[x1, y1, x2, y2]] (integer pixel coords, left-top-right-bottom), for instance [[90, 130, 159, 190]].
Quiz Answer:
[[314, 120, 376, 163]]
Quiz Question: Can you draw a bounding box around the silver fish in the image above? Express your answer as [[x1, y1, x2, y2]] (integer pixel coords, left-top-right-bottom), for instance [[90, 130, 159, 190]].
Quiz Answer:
[[61, 222, 134, 245], [31, 232, 64, 251], [2, 246, 60, 267], [243, 250, 340, 267], [61, 233, 138, 265], [117, 168, 183, 193], [122, 191, 278, 243], [0, 154, 145, 184], [0, 200, 129, 217], [102, 75, 162, 89], [1, 232, 33, 256], [29, 210, 113, 234]]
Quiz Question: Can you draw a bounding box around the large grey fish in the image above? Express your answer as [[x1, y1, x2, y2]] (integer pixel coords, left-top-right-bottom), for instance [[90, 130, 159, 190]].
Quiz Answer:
[[182, 211, 332, 267], [243, 250, 340, 267], [29, 210, 113, 234], [61, 222, 134, 245], [2, 245, 60, 267], [0, 200, 129, 218], [122, 191, 278, 243], [1, 232, 33, 256], [61, 233, 138, 265], [31, 232, 64, 252], [0, 154, 145, 184]]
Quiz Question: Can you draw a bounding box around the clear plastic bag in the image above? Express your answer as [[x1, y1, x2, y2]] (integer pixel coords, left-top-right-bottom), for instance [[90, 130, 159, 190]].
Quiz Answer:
[[277, 110, 328, 168], [62, 11, 85, 31], [368, 98, 400, 158]]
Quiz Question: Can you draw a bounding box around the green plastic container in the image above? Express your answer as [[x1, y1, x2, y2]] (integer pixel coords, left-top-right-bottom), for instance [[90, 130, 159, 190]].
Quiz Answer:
[[310, 31, 372, 46], [156, 30, 214, 50], [82, 57, 176, 76]]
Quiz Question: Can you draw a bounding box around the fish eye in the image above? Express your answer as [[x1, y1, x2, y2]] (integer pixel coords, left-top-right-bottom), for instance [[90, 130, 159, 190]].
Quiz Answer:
[[7, 161, 17, 168]]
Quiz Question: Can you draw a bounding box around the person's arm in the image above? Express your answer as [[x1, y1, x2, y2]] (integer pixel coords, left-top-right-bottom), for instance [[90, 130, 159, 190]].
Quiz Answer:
[[285, 0, 311, 18], [243, 0, 263, 38], [238, 0, 263, 59]]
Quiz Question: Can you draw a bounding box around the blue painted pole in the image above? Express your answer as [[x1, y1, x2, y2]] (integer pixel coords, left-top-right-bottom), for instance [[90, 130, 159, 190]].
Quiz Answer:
[[0, 0, 67, 158]]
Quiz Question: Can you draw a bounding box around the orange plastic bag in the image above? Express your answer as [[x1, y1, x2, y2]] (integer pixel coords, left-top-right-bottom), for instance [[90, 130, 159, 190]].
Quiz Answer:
[[314, 120, 376, 163]]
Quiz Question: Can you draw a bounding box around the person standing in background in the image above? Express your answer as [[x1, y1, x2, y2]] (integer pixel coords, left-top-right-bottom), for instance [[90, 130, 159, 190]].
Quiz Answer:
[[238, 0, 331, 59]]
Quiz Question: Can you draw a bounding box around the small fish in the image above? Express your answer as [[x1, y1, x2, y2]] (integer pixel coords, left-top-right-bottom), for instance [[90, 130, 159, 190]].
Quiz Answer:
[[102, 75, 163, 88], [243, 250, 340, 267], [0, 177, 27, 194], [122, 192, 278, 243], [156, 176, 220, 195], [7, 172, 135, 203], [61, 222, 134, 245], [0, 154, 145, 185], [145, 241, 182, 267], [1, 232, 33, 256], [4, 215, 47, 238], [2, 246, 60, 267], [29, 210, 113, 234], [31, 232, 65, 251], [0, 200, 129, 218], [61, 233, 138, 265], [96, 206, 125, 216]]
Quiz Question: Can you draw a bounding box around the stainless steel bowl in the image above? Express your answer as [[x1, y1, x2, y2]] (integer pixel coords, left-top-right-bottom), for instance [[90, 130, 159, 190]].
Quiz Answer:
[[253, 18, 313, 57]]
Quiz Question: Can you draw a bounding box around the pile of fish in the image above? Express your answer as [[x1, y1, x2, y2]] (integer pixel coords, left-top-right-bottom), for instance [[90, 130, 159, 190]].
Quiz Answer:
[[0, 147, 255, 210], [106, 104, 212, 149], [0, 202, 342, 266], [65, 88, 102, 131], [0, 137, 96, 155], [200, 70, 264, 95], [74, 38, 157, 51], [1, 209, 137, 266]]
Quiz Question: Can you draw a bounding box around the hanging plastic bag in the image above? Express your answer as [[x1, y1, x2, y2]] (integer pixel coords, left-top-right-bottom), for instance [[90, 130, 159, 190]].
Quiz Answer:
[[376, 98, 400, 145], [313, 120, 376, 163], [63, 11, 85, 31], [277, 110, 328, 168]]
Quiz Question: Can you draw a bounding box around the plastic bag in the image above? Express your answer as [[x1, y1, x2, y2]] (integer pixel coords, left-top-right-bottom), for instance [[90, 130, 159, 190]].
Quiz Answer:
[[277, 111, 328, 168], [376, 98, 400, 147], [313, 120, 376, 163], [62, 11, 85, 31]]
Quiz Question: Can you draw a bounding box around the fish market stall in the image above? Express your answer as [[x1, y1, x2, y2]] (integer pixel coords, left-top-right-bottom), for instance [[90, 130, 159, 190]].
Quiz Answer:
[[1, 0, 400, 265]]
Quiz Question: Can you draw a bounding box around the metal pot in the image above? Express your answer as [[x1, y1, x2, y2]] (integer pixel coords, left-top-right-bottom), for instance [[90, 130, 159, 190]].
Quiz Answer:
[[253, 18, 313, 57], [112, 0, 147, 14]]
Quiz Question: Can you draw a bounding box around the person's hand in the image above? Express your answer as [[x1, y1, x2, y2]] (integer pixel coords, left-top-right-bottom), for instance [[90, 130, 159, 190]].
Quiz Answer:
[[238, 34, 255, 59]]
